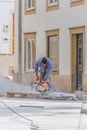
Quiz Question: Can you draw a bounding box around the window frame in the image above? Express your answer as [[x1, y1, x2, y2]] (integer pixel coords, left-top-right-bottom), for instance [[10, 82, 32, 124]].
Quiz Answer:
[[3, 24, 9, 33], [70, 0, 85, 7], [24, 0, 36, 15], [46, 29, 59, 73], [24, 32, 36, 72], [48, 0, 58, 6], [46, 0, 59, 12], [26, 0, 35, 11], [26, 39, 34, 71]]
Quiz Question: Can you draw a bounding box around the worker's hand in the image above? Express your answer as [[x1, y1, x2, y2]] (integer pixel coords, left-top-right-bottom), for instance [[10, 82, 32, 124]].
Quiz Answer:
[[40, 80, 44, 83], [40, 79, 46, 83]]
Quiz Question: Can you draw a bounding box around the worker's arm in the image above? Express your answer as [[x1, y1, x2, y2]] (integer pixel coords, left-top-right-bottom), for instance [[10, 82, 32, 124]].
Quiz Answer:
[[36, 73, 39, 80], [34, 58, 41, 80], [44, 60, 54, 80]]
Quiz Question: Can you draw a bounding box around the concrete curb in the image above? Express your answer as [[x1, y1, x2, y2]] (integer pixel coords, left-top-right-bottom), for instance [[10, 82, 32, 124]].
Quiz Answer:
[[81, 101, 87, 114], [81, 109, 87, 114], [37, 91, 77, 100]]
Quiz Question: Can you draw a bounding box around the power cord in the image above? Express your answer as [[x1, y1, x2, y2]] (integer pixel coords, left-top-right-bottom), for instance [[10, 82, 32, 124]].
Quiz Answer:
[[0, 99, 44, 130]]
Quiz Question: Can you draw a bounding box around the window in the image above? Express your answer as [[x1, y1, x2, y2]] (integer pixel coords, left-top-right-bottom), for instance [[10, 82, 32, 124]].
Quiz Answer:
[[24, 32, 36, 71], [46, 29, 59, 72], [26, 40, 34, 70], [1, 38, 8, 43], [46, 0, 59, 12], [48, 0, 58, 6], [4, 38, 8, 41], [26, 0, 34, 10], [24, 0, 36, 15], [70, 0, 85, 7], [3, 25, 8, 33]]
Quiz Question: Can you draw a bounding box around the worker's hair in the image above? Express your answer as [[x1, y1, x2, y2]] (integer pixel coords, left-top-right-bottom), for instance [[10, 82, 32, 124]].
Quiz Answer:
[[42, 57, 47, 64]]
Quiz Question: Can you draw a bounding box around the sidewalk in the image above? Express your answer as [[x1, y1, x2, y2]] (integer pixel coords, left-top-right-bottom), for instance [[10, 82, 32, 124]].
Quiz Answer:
[[0, 77, 87, 130], [81, 101, 87, 114], [0, 97, 84, 130], [78, 101, 87, 130]]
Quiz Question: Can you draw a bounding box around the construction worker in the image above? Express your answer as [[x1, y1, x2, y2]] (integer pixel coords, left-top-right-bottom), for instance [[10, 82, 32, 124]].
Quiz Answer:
[[34, 57, 54, 91]]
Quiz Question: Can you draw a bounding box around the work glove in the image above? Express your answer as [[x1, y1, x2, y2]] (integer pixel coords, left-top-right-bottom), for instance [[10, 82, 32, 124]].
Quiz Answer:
[[40, 80, 45, 83]]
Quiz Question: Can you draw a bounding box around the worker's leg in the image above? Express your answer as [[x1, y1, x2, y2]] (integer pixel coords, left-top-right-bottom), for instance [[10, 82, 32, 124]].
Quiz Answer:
[[47, 81, 54, 92], [46, 77, 54, 92], [39, 70, 45, 81]]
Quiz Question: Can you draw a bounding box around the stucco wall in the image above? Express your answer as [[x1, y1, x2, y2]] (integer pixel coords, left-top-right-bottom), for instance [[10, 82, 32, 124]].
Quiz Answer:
[[20, 0, 87, 75], [14, 0, 87, 92], [0, 55, 14, 77]]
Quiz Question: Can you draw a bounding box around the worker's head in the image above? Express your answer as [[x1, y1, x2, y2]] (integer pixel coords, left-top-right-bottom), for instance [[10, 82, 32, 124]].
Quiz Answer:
[[41, 57, 47, 67]]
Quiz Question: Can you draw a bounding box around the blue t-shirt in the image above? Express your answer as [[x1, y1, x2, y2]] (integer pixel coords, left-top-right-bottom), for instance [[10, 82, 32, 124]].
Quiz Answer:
[[34, 57, 54, 79]]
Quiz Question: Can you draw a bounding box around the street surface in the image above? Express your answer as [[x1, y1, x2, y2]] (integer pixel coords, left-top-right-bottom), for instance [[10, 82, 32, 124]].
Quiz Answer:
[[0, 97, 87, 130]]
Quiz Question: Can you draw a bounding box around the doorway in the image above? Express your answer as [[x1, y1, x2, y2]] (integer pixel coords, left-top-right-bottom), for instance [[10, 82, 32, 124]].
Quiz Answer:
[[71, 33, 83, 91]]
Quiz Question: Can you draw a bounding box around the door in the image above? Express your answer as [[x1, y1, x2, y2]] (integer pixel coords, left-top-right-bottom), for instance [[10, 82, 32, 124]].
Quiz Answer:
[[76, 34, 83, 90], [71, 33, 83, 91]]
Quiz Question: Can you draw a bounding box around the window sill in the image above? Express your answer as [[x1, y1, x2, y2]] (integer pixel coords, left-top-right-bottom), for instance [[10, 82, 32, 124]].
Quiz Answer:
[[25, 7, 35, 11], [70, 0, 85, 7], [47, 3, 58, 7], [24, 8, 36, 15], [46, 3, 59, 12]]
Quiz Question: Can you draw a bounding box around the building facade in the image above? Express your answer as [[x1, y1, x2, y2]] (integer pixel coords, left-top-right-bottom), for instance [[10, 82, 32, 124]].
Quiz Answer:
[[0, 0, 14, 77], [14, 0, 87, 93]]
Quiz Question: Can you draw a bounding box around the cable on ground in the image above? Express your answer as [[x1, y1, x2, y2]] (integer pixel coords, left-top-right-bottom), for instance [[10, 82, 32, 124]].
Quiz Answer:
[[0, 99, 45, 130]]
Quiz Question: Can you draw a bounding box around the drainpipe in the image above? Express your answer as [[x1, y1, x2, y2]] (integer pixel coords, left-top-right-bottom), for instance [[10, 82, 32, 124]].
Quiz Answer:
[[18, 0, 22, 83]]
